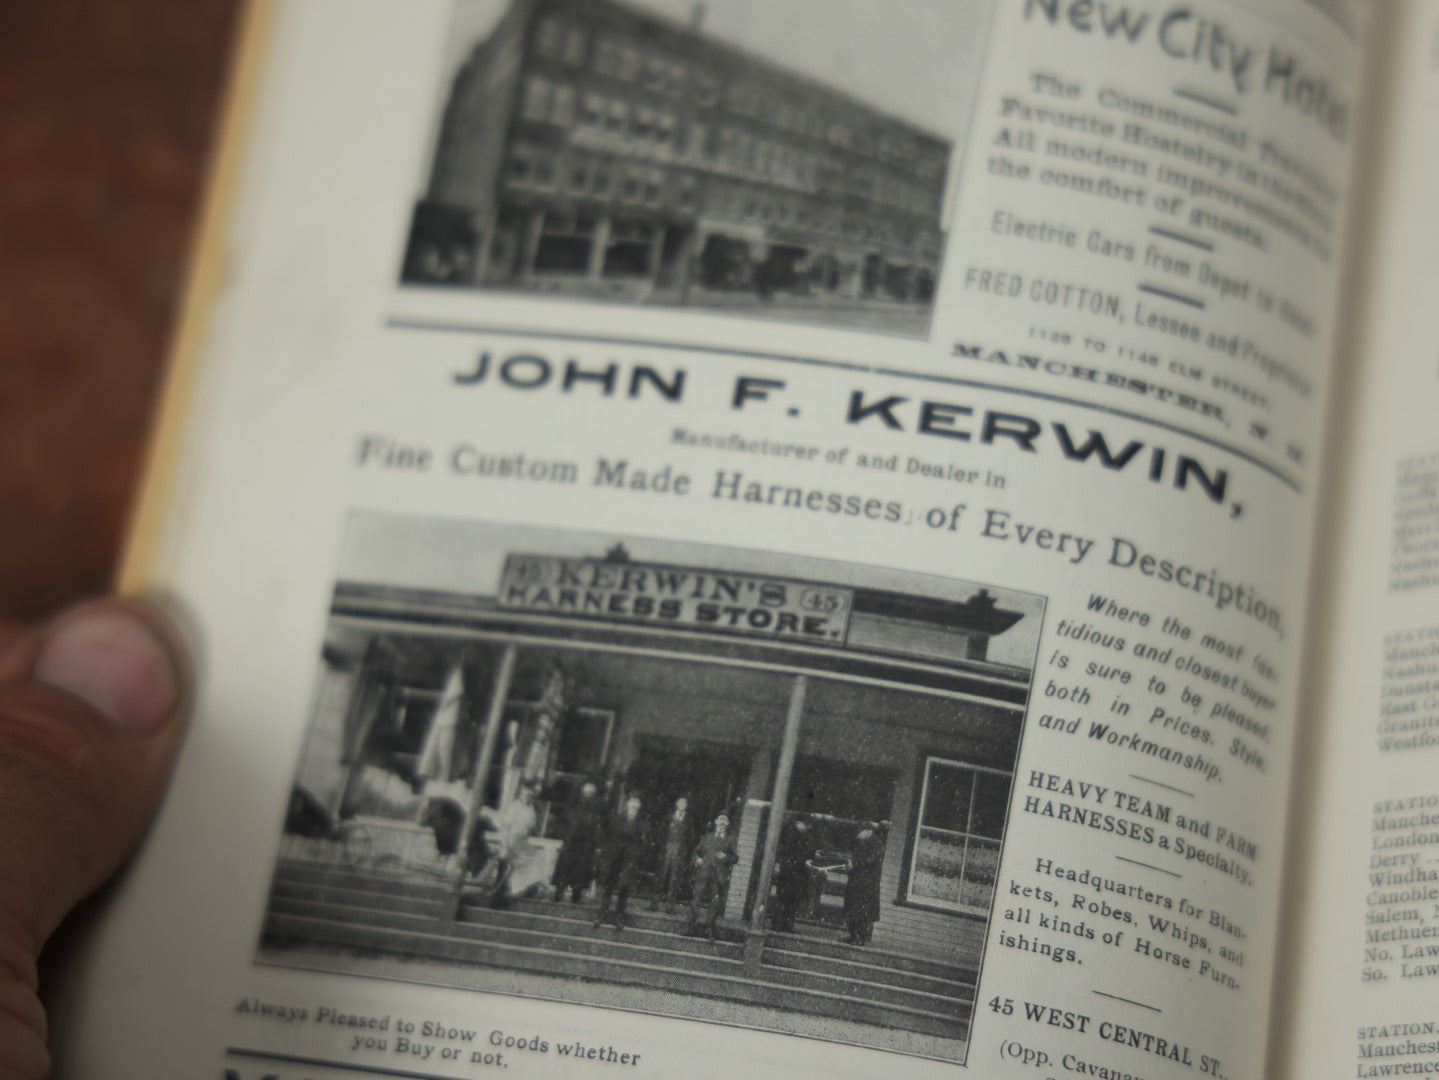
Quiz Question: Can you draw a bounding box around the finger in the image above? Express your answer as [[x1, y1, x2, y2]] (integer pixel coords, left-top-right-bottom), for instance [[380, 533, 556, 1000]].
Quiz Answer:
[[0, 621, 25, 659], [0, 599, 187, 1080]]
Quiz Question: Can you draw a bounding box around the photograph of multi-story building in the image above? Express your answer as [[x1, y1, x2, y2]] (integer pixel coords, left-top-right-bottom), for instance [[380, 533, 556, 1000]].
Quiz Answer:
[[400, 0, 993, 337], [259, 516, 1043, 1063]]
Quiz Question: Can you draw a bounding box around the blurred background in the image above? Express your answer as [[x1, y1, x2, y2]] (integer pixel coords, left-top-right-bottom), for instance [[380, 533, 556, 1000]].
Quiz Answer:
[[0, 2, 241, 620]]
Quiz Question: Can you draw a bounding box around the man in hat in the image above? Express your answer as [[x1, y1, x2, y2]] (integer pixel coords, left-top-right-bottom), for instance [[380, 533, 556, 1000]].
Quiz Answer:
[[772, 816, 815, 932], [686, 812, 739, 940], [649, 794, 693, 912], [551, 780, 602, 903], [593, 793, 647, 930], [842, 824, 884, 945]]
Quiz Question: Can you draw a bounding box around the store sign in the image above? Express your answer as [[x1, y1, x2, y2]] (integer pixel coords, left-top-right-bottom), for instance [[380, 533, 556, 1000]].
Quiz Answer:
[[498, 554, 852, 645]]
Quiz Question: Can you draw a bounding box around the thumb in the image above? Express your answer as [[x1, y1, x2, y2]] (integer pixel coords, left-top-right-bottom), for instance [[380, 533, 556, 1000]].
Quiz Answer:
[[0, 599, 186, 1079]]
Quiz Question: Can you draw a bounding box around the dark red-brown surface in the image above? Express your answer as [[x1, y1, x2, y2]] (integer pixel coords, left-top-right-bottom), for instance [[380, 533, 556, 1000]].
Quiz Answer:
[[0, 2, 241, 621]]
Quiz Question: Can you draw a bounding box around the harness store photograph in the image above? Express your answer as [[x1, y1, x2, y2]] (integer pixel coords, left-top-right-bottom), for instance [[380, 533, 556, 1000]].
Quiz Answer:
[[261, 516, 1044, 1061]]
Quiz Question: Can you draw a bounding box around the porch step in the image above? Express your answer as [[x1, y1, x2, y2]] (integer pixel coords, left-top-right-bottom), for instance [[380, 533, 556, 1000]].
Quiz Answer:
[[761, 945, 974, 1002], [763, 928, 977, 985], [263, 861, 970, 1041], [268, 894, 748, 975], [269, 859, 452, 900]]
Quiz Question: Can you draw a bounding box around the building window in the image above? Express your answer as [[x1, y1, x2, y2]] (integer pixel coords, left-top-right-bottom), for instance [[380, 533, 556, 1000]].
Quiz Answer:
[[535, 16, 566, 59], [907, 757, 1009, 915], [563, 27, 587, 66], [695, 73, 719, 107], [520, 76, 552, 123], [721, 129, 751, 170], [685, 122, 707, 158], [551, 85, 576, 126], [533, 154, 557, 187], [592, 167, 611, 195], [755, 140, 773, 175], [618, 45, 642, 81], [581, 93, 604, 127], [605, 101, 627, 133], [727, 84, 755, 116], [632, 107, 654, 140], [593, 36, 621, 77], [612, 219, 654, 242], [655, 112, 674, 146], [544, 708, 613, 808]]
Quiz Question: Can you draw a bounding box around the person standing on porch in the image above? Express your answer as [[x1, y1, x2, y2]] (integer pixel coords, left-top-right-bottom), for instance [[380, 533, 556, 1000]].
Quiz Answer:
[[551, 780, 602, 903], [470, 779, 539, 909], [593, 793, 647, 930], [686, 812, 738, 940], [648, 794, 693, 912], [772, 816, 815, 932], [842, 824, 884, 945]]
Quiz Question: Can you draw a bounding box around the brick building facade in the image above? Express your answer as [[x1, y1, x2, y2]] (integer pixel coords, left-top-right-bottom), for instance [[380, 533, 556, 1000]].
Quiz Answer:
[[403, 0, 951, 315]]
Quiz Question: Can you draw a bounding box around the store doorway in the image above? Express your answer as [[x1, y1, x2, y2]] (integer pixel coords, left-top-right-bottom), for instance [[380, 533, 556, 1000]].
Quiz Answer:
[[628, 735, 749, 833], [626, 736, 749, 903]]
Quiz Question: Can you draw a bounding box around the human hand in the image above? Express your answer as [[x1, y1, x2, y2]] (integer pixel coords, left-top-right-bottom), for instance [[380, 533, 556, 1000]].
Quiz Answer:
[[0, 599, 186, 1079]]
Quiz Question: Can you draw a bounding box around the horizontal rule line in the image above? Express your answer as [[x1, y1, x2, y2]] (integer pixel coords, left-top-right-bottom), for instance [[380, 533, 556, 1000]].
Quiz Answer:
[[1173, 85, 1239, 116], [226, 1046, 464, 1079], [1128, 773, 1197, 799], [1092, 989, 1164, 1014], [385, 316, 1303, 493], [1115, 854, 1183, 880], [1147, 225, 1215, 252], [1137, 283, 1207, 310]]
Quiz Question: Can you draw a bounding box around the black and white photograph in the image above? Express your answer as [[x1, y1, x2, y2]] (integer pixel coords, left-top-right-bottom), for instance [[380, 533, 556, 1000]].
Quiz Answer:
[[399, 0, 996, 338], [260, 516, 1044, 1062]]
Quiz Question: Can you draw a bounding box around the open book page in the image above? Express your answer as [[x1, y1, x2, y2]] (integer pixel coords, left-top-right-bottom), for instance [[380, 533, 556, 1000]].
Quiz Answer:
[[49, 1, 1365, 1077], [1273, 3, 1439, 1077]]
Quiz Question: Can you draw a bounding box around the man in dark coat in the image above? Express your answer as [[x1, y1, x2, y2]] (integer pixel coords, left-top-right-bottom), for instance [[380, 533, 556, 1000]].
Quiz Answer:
[[593, 794, 647, 930], [771, 817, 814, 932], [648, 795, 693, 912], [686, 812, 739, 940], [550, 780, 602, 903], [842, 825, 883, 945]]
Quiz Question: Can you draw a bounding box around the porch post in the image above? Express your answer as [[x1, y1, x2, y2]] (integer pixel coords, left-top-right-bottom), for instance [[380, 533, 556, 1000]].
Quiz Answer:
[[745, 674, 806, 963], [472, 206, 497, 283], [645, 225, 665, 288], [587, 214, 612, 281], [674, 226, 697, 304], [333, 640, 388, 821], [447, 644, 517, 920], [518, 207, 545, 280]]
